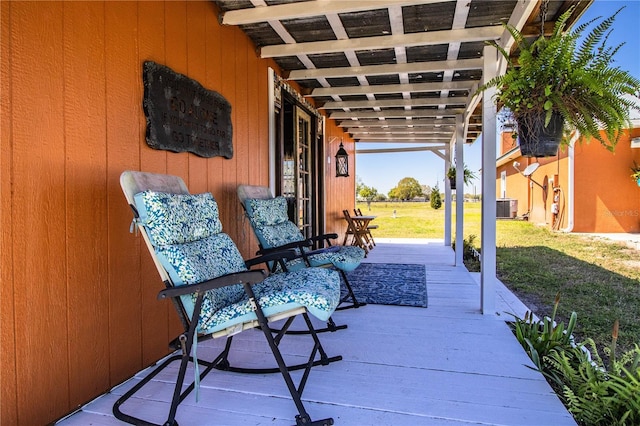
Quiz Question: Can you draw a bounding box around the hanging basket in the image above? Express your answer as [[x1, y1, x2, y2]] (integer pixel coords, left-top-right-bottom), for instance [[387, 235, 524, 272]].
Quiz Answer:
[[449, 178, 456, 190], [517, 112, 564, 158]]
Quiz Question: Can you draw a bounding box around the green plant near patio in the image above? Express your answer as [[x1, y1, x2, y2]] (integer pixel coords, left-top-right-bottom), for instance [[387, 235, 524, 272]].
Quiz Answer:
[[509, 293, 577, 371], [509, 296, 640, 425], [451, 234, 480, 271], [479, 5, 640, 154], [549, 341, 640, 425], [429, 186, 442, 210]]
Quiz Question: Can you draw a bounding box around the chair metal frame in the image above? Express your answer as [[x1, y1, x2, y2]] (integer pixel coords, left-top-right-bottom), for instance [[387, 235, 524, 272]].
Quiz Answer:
[[115, 171, 341, 426], [237, 184, 366, 311]]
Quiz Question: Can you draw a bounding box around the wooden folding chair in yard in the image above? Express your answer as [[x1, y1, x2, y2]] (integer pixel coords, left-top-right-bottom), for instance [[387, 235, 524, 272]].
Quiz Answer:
[[354, 208, 378, 247], [342, 209, 373, 255]]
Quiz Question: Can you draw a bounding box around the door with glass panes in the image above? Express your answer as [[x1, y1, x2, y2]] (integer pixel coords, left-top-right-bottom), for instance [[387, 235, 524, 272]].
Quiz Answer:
[[277, 102, 318, 240], [295, 107, 312, 238]]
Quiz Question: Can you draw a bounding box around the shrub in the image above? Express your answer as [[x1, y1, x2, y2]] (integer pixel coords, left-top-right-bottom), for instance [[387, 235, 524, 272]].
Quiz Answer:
[[548, 339, 640, 425], [510, 296, 640, 425], [430, 187, 442, 210], [452, 234, 480, 271], [509, 293, 577, 371]]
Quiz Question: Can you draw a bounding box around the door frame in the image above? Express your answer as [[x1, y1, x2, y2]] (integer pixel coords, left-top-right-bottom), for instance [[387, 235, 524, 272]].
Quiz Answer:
[[268, 68, 325, 241]]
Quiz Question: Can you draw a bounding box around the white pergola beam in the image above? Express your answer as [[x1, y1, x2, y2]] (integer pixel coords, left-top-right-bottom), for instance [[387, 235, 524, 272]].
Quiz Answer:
[[330, 109, 465, 119], [480, 44, 498, 315], [308, 81, 473, 97], [354, 135, 454, 141], [347, 128, 453, 135], [354, 138, 449, 143], [500, 0, 539, 57], [262, 26, 503, 58], [455, 114, 465, 265], [357, 146, 446, 154], [339, 118, 456, 127], [320, 97, 464, 110], [444, 142, 452, 245], [288, 58, 483, 80], [222, 0, 449, 26]]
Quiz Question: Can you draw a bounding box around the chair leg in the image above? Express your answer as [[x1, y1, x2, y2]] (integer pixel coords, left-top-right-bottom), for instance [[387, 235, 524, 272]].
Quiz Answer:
[[113, 334, 222, 426], [215, 318, 342, 375], [335, 269, 367, 310], [244, 284, 337, 426], [114, 290, 213, 426], [269, 315, 347, 335], [114, 301, 340, 425]]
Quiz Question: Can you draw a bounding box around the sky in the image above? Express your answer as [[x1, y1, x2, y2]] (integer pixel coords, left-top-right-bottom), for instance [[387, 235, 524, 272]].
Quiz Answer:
[[354, 0, 640, 196]]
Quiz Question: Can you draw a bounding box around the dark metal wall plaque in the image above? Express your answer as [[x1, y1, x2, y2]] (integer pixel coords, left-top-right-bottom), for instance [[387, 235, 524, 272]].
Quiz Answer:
[[142, 61, 233, 158]]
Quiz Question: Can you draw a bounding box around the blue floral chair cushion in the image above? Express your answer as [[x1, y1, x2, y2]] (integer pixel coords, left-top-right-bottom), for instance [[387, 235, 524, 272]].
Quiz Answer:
[[201, 268, 340, 334], [245, 196, 289, 227], [134, 191, 222, 246], [244, 197, 305, 251], [243, 196, 365, 273], [133, 190, 340, 335], [316, 245, 364, 272]]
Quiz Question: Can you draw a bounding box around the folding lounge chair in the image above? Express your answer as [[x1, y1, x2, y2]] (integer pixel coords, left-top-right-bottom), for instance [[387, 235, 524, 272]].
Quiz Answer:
[[115, 171, 342, 426], [237, 185, 366, 311]]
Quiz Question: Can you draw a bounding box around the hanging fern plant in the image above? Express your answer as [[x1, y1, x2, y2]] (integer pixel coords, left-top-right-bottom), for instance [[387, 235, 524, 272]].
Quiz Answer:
[[479, 5, 640, 157]]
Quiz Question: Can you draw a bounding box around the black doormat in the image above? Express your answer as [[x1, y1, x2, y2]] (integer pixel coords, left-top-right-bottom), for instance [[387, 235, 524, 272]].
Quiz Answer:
[[343, 263, 427, 308]]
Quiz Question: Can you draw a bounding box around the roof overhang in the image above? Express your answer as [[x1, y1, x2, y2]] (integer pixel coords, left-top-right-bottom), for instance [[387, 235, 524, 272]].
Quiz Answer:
[[215, 0, 592, 148]]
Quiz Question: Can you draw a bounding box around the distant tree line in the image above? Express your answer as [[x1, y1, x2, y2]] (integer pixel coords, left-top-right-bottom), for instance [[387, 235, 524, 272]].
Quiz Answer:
[[357, 176, 482, 207]]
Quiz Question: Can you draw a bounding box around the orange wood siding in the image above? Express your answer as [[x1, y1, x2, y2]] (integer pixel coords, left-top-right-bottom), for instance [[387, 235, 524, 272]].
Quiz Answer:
[[104, 1, 144, 387], [1, 2, 17, 424], [324, 120, 357, 240], [0, 2, 353, 424], [7, 3, 71, 424], [63, 1, 111, 407]]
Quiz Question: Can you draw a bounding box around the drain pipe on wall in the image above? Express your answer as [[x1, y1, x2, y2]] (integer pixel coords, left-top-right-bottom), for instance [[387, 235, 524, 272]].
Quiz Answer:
[[562, 133, 579, 233]]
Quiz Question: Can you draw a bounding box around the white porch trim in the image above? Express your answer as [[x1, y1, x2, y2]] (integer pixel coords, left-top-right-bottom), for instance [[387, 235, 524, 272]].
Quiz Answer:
[[480, 44, 498, 315]]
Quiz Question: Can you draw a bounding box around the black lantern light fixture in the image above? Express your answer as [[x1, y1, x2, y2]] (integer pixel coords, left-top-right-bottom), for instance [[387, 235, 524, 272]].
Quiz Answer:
[[335, 142, 349, 177]]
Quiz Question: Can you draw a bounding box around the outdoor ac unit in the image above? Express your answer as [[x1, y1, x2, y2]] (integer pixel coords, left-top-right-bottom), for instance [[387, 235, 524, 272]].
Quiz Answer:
[[497, 199, 518, 219]]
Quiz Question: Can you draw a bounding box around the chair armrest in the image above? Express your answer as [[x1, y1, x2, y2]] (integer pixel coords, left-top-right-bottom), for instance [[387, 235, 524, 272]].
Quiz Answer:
[[157, 270, 266, 300], [309, 233, 338, 245], [257, 239, 312, 255], [244, 249, 299, 269], [305, 246, 341, 256]]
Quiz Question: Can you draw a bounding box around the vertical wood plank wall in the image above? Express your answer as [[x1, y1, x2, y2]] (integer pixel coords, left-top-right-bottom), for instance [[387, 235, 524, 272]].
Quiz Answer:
[[325, 120, 357, 237], [0, 2, 356, 424]]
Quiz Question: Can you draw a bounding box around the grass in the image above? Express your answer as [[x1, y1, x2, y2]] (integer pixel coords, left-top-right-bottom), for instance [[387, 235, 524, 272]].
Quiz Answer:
[[358, 201, 640, 353]]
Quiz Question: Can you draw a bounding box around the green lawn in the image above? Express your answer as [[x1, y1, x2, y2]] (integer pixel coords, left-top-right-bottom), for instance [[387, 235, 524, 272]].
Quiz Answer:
[[358, 201, 640, 354]]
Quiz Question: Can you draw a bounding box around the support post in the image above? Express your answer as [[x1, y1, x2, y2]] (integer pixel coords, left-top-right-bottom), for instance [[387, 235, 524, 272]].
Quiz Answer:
[[480, 45, 498, 315], [444, 143, 452, 246], [455, 115, 464, 266], [268, 67, 276, 193]]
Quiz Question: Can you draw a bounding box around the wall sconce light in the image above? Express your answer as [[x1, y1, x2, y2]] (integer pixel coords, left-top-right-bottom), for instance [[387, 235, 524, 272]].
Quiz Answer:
[[335, 142, 349, 177]]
